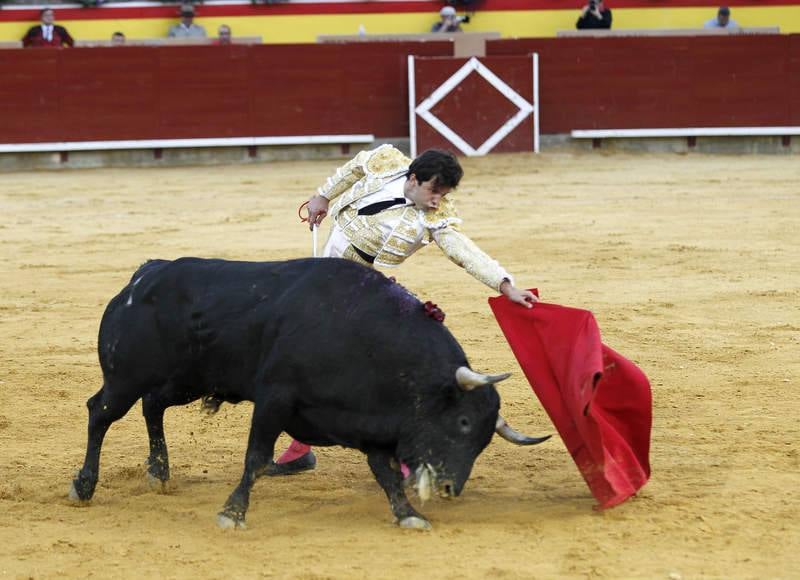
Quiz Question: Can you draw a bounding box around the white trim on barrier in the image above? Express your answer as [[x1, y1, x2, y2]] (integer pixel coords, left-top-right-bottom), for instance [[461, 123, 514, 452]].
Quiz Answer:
[[571, 128, 800, 139], [411, 55, 539, 157], [533, 53, 540, 154], [0, 135, 375, 154], [408, 55, 418, 159]]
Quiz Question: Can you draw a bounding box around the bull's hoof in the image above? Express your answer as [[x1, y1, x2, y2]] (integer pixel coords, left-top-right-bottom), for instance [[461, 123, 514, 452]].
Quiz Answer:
[[265, 452, 316, 476], [68, 473, 96, 503], [146, 456, 170, 483], [217, 512, 246, 530], [68, 481, 91, 504], [398, 516, 432, 530], [146, 473, 171, 493]]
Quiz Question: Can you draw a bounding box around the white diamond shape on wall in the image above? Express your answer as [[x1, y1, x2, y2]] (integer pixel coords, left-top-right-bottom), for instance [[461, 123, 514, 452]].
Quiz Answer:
[[414, 57, 535, 157]]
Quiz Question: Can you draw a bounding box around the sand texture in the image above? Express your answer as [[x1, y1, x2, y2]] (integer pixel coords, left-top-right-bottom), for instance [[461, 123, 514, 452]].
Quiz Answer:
[[1, 152, 798, 579]]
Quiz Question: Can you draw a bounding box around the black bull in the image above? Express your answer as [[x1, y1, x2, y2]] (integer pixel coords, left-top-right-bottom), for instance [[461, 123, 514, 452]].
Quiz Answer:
[[70, 257, 548, 529]]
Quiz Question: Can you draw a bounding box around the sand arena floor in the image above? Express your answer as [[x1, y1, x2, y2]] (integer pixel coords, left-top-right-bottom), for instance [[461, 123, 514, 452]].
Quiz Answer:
[[0, 152, 798, 579]]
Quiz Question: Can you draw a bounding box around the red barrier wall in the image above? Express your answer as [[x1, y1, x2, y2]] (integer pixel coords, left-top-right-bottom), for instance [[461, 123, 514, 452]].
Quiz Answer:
[[488, 34, 800, 133], [0, 42, 451, 144], [1, 35, 799, 144]]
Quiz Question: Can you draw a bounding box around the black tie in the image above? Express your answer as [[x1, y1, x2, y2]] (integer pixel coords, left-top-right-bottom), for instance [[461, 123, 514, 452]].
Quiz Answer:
[[358, 198, 408, 216]]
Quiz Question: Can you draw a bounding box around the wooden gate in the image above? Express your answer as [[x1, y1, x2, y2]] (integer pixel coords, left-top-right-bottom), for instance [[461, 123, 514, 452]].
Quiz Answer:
[[409, 54, 539, 157]]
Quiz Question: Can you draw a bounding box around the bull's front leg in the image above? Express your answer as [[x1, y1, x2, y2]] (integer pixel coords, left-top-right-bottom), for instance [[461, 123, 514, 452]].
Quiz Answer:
[[366, 450, 431, 530]]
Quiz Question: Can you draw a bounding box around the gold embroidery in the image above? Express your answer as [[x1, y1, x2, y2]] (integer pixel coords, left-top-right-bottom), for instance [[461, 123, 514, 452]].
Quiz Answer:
[[318, 149, 370, 201], [421, 197, 462, 229], [432, 228, 512, 291], [374, 253, 406, 267], [375, 208, 421, 266], [365, 145, 412, 176], [342, 245, 374, 268]]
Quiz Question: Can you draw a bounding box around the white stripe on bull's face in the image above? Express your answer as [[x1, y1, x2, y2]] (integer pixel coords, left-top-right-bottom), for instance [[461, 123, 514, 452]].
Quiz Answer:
[[455, 366, 511, 390]]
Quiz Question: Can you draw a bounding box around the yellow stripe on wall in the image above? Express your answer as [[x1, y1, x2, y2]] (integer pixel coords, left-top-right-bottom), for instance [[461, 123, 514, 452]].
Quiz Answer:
[[613, 7, 800, 32], [1, 7, 798, 44]]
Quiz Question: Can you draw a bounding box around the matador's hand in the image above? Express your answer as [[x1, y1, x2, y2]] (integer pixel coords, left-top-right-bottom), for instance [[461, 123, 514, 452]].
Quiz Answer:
[[307, 195, 329, 230], [500, 280, 538, 309]]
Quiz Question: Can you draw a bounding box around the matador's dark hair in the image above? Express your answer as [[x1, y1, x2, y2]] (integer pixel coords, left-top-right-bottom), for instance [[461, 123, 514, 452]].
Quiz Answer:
[[406, 149, 463, 190]]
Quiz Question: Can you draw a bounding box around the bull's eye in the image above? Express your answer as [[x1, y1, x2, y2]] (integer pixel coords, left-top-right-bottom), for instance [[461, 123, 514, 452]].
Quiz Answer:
[[457, 415, 471, 434]]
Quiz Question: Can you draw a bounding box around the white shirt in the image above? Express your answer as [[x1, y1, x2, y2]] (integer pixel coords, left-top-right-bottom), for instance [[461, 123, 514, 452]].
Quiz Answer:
[[704, 18, 739, 29], [352, 175, 410, 211]]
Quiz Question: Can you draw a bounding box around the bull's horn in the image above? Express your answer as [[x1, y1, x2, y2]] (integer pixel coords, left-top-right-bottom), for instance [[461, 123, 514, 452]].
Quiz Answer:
[[495, 416, 552, 446], [455, 367, 511, 390]]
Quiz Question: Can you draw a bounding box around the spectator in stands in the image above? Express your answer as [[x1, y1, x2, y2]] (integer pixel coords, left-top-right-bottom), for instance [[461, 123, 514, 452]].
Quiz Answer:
[[111, 31, 126, 46], [22, 8, 74, 48], [576, 1, 612, 30], [214, 24, 232, 45], [704, 6, 739, 29], [432, 6, 464, 33], [168, 4, 207, 38]]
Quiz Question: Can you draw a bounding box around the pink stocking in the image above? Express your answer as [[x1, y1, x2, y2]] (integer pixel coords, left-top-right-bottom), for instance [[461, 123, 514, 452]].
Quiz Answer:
[[276, 439, 311, 463]]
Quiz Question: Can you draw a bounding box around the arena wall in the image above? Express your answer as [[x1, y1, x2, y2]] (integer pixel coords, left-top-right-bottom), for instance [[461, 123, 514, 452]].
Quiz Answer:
[[1, 35, 798, 148]]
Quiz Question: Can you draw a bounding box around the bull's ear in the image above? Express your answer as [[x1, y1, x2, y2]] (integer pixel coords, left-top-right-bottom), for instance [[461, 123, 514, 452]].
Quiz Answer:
[[455, 367, 511, 390]]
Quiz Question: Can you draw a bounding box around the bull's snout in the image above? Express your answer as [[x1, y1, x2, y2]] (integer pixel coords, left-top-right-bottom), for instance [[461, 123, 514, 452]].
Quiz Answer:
[[437, 478, 463, 499], [439, 480, 458, 498]]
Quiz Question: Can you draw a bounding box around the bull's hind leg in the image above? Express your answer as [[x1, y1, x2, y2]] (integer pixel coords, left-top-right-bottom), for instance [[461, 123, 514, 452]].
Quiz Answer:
[[367, 450, 431, 530], [70, 384, 141, 502], [141, 385, 201, 488], [217, 399, 285, 530]]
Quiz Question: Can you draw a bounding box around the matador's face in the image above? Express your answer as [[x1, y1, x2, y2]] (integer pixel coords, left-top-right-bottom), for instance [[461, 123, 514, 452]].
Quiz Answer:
[[404, 175, 451, 211]]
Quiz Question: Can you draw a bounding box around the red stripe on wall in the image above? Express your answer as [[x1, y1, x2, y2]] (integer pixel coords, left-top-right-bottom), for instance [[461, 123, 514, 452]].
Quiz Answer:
[[1, 0, 798, 23]]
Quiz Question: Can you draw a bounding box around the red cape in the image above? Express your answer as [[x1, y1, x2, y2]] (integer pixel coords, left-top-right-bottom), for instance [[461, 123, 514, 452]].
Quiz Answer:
[[489, 294, 652, 509]]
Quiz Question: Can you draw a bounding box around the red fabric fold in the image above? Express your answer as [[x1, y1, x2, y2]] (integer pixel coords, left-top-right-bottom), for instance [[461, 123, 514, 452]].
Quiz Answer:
[[489, 293, 652, 509]]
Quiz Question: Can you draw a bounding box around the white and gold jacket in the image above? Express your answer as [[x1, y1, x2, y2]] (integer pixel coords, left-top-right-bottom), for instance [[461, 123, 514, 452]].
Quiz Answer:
[[318, 144, 512, 291]]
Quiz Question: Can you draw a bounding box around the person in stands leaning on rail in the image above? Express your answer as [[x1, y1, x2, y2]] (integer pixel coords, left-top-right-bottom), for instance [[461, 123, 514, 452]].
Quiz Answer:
[[213, 24, 232, 45], [704, 6, 739, 29], [431, 6, 464, 33], [22, 8, 74, 48], [266, 145, 538, 476], [576, 0, 612, 30], [168, 4, 207, 38]]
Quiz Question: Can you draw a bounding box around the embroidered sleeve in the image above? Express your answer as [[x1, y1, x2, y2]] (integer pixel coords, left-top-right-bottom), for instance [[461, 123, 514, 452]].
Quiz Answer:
[[432, 227, 513, 292], [317, 149, 371, 201]]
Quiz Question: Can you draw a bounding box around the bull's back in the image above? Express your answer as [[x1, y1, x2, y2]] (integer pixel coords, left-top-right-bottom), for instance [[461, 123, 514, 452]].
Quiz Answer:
[[97, 258, 386, 389], [98, 257, 465, 412]]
